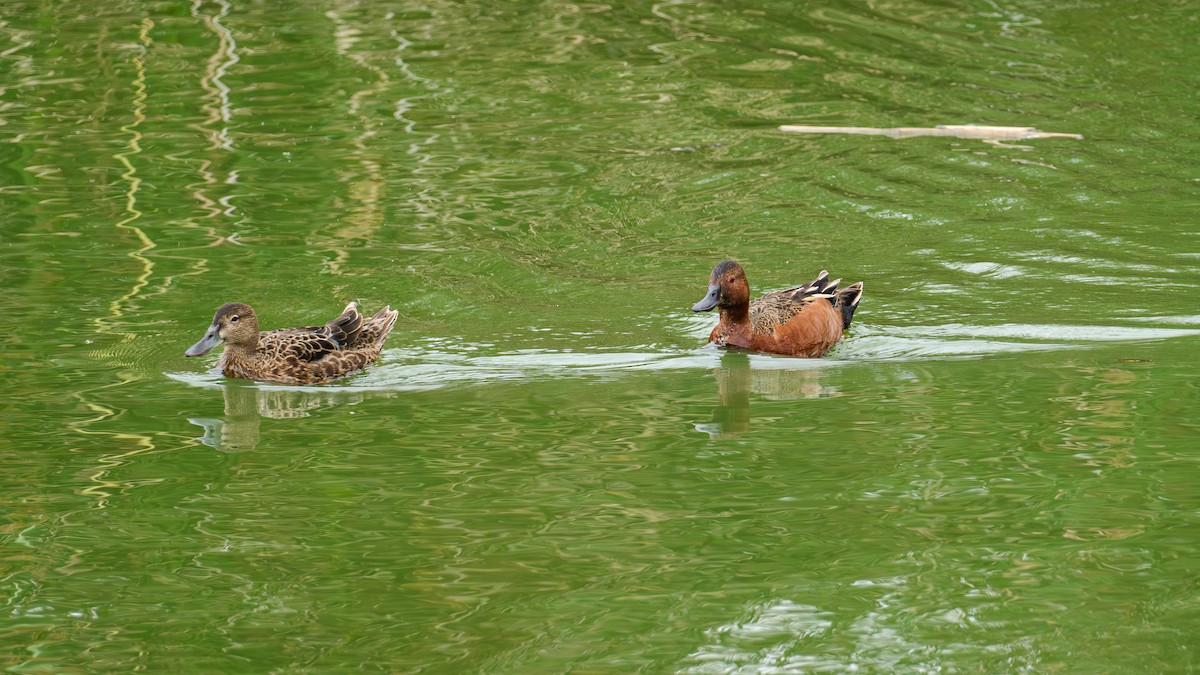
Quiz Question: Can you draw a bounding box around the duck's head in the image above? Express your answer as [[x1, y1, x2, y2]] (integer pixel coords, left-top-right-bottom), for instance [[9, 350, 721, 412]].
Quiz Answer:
[[692, 260, 749, 312], [185, 302, 259, 357]]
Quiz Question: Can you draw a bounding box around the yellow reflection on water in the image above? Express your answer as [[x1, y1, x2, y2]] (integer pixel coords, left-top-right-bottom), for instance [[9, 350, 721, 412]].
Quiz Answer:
[[95, 18, 155, 342]]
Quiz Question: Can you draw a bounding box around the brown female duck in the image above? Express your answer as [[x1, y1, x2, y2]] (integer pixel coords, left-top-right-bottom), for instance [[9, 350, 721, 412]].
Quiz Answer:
[[185, 301, 398, 384], [692, 260, 863, 357]]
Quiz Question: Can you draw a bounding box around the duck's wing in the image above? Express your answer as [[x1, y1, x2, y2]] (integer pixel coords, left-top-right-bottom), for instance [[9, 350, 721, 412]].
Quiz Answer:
[[750, 290, 826, 334], [324, 302, 365, 345], [259, 327, 342, 362], [786, 269, 844, 297], [749, 270, 843, 334], [254, 302, 367, 360]]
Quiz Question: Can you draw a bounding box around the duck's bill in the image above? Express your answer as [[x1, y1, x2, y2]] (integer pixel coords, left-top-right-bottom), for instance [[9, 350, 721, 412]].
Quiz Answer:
[[692, 284, 720, 312], [185, 326, 222, 357]]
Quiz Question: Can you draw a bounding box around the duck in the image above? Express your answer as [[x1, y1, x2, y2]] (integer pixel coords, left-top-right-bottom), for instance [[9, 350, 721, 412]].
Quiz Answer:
[[692, 260, 862, 357], [184, 301, 399, 384]]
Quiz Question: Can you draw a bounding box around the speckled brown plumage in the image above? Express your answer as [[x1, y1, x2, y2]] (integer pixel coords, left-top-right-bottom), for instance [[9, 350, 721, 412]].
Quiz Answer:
[[749, 291, 816, 334], [185, 301, 398, 384], [692, 261, 863, 357]]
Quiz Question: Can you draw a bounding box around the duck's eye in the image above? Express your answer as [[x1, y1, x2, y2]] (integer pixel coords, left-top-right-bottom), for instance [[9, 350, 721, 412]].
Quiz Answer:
[[229, 315, 239, 323]]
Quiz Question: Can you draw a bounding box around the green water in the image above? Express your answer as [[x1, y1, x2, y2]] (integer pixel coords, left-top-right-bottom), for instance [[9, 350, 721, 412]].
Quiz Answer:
[[3, 0, 1199, 671]]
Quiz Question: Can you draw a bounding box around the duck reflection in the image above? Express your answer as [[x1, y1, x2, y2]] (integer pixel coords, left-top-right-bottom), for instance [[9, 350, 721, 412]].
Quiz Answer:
[[696, 353, 836, 439], [188, 382, 366, 451]]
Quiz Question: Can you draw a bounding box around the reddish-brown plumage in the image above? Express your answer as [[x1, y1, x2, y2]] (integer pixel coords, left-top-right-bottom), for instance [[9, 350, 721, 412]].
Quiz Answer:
[[693, 260, 863, 358]]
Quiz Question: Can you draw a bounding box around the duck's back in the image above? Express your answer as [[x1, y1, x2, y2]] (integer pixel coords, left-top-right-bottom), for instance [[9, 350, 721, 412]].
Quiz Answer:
[[748, 292, 843, 357], [241, 304, 398, 384], [256, 303, 397, 360], [258, 327, 340, 362], [745, 271, 864, 357], [750, 290, 821, 334]]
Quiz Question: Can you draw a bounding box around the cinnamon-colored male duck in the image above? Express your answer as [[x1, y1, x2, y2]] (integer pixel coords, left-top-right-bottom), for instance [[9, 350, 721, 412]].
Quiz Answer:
[[692, 260, 863, 357], [185, 301, 398, 384]]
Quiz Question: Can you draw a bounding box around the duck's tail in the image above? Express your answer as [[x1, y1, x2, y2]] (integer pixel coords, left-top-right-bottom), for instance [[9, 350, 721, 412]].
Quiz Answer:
[[833, 281, 863, 330], [360, 306, 399, 350], [792, 271, 863, 330]]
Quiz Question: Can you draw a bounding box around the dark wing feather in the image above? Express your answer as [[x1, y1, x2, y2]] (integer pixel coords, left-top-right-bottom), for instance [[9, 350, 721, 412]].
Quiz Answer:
[[325, 302, 364, 345]]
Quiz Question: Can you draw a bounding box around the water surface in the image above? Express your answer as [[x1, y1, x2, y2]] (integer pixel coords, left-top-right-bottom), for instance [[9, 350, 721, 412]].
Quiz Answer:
[[2, 0, 1199, 671]]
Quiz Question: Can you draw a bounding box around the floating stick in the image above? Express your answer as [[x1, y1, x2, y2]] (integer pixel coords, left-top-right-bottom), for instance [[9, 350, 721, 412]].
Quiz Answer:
[[778, 124, 1083, 141]]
